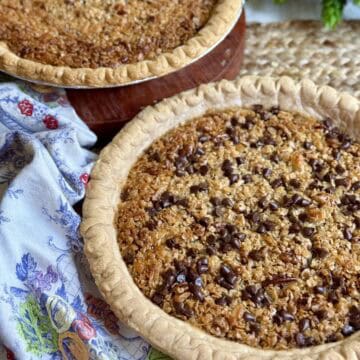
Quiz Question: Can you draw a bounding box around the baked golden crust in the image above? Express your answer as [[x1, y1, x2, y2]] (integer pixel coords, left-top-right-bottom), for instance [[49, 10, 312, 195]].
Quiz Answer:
[[117, 107, 360, 350], [0, 0, 243, 87], [81, 77, 360, 359]]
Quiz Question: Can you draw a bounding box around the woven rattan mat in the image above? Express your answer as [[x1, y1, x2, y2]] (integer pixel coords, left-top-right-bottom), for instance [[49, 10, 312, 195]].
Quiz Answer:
[[239, 21, 360, 98]]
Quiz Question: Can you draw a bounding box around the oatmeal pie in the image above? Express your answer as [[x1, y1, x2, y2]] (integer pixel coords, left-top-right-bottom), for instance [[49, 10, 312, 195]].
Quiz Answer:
[[82, 77, 360, 359], [0, 0, 243, 87]]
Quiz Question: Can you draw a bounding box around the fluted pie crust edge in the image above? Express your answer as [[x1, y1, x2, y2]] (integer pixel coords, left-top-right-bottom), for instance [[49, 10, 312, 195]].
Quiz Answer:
[[81, 76, 360, 359], [0, 0, 243, 88]]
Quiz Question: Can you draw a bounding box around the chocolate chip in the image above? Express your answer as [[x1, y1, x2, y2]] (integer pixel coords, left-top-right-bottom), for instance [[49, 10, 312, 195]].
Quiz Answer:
[[215, 294, 232, 306], [252, 104, 263, 112], [298, 212, 308, 222], [223, 225, 235, 236], [165, 238, 178, 249], [190, 182, 208, 194], [186, 248, 197, 258], [315, 309, 328, 320], [199, 217, 210, 227], [258, 196, 268, 209], [163, 269, 176, 289], [217, 276, 234, 290], [271, 178, 283, 189], [351, 181, 360, 191], [269, 201, 279, 211], [313, 286, 327, 294], [249, 247, 266, 261], [212, 206, 222, 217], [197, 257, 208, 274], [343, 227, 353, 241], [259, 111, 271, 121], [270, 153, 280, 163], [151, 292, 164, 306], [222, 159, 233, 171], [186, 268, 199, 282], [263, 220, 275, 231], [335, 164, 346, 174], [335, 178, 349, 187], [342, 324, 355, 336], [229, 173, 240, 185], [289, 179, 301, 188], [210, 197, 222, 206], [220, 264, 232, 277], [243, 312, 256, 322], [309, 159, 323, 173], [298, 198, 312, 207], [231, 117, 239, 126], [327, 291, 339, 304], [295, 333, 313, 347], [239, 175, 251, 185], [262, 168, 272, 178], [199, 164, 209, 176], [299, 318, 311, 332], [249, 322, 261, 335], [273, 310, 294, 325], [302, 227, 315, 238], [176, 273, 186, 283], [312, 247, 328, 259], [123, 253, 135, 265], [146, 219, 158, 230], [198, 134, 209, 143], [206, 245, 216, 255], [236, 156, 245, 165], [189, 283, 205, 301], [303, 141, 313, 150], [355, 217, 360, 229], [341, 140, 352, 150], [256, 224, 267, 234], [177, 198, 189, 208], [249, 211, 261, 223], [174, 302, 194, 318], [289, 223, 301, 234], [222, 198, 233, 208], [270, 106, 280, 114]]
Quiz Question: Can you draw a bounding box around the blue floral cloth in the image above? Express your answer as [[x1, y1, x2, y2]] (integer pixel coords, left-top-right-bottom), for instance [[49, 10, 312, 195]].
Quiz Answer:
[[0, 75, 152, 360]]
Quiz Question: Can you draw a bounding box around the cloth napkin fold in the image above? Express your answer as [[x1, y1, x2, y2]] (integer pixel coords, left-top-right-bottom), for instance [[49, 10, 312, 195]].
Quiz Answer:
[[0, 75, 161, 360]]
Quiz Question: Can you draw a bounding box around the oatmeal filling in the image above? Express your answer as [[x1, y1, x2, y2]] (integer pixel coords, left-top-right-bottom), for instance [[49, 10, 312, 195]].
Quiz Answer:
[[0, 0, 216, 68], [117, 106, 360, 350]]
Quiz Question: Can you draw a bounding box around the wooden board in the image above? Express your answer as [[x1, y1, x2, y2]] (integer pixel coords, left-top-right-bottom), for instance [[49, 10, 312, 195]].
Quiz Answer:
[[67, 12, 246, 143]]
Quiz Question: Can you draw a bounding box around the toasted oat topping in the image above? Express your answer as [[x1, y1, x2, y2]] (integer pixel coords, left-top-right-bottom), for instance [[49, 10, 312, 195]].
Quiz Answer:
[[0, 0, 215, 68], [117, 106, 360, 350]]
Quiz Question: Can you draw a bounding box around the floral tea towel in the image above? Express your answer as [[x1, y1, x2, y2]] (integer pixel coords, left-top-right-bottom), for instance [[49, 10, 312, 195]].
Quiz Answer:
[[0, 76, 165, 360]]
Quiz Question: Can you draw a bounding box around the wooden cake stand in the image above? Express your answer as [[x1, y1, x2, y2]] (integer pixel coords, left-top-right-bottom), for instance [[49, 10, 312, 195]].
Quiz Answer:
[[67, 12, 246, 143]]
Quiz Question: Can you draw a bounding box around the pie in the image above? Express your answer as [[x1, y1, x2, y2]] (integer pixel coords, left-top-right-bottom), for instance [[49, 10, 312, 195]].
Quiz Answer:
[[0, 0, 243, 87], [82, 77, 360, 359]]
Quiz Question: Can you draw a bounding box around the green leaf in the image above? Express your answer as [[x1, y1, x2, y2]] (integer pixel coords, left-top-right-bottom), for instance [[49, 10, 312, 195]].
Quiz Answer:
[[353, 0, 360, 5], [147, 347, 173, 360], [322, 0, 346, 28], [16, 296, 59, 356]]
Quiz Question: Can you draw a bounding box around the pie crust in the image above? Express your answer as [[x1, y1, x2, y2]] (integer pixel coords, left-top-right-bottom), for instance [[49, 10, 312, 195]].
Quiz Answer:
[[0, 0, 243, 88], [81, 76, 360, 359]]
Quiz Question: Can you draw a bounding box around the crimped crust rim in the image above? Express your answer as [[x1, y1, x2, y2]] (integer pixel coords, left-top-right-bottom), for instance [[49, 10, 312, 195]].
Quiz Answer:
[[0, 0, 243, 88], [81, 76, 360, 359]]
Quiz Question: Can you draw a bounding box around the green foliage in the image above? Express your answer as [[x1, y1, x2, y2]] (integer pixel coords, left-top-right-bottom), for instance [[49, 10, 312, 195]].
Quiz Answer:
[[273, 0, 359, 28], [147, 348, 173, 360], [16, 296, 59, 356]]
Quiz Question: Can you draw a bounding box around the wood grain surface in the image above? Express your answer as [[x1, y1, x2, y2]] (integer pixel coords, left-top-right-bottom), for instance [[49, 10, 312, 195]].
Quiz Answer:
[[67, 12, 246, 143]]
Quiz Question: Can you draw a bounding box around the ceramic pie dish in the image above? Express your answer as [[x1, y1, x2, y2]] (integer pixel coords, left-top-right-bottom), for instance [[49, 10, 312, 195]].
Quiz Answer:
[[81, 76, 360, 359], [0, 0, 243, 88]]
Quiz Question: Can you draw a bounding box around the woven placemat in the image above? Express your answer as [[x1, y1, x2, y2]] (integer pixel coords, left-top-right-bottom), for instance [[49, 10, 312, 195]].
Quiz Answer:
[[239, 21, 360, 98]]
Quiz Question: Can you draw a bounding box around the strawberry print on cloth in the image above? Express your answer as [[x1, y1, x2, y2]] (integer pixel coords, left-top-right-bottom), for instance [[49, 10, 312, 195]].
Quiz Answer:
[[0, 75, 157, 360]]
